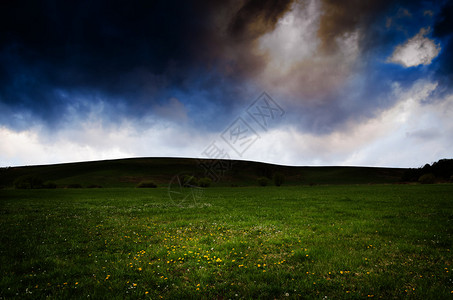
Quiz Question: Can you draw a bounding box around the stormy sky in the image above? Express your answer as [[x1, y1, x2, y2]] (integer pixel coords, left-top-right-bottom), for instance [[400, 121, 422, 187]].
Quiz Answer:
[[1, 0, 452, 167]]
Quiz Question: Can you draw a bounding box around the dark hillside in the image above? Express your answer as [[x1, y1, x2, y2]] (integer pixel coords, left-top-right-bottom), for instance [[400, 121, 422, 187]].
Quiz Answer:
[[0, 157, 407, 188]]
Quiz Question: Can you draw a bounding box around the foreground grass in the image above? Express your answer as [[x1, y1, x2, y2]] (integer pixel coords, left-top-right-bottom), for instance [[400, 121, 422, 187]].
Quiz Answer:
[[0, 185, 452, 299]]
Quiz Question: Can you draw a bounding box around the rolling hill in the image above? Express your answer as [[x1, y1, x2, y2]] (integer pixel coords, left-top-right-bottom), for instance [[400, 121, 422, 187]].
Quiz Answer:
[[0, 158, 407, 188]]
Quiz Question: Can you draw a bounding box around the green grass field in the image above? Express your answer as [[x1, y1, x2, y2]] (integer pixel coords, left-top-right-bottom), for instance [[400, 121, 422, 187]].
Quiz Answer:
[[1, 184, 452, 299]]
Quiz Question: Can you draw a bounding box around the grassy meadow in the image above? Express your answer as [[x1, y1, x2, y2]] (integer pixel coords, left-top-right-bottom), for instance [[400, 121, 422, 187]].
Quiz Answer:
[[1, 184, 452, 299]]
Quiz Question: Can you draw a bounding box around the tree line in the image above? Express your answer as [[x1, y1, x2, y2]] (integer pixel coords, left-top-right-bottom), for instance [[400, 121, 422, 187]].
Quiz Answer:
[[401, 159, 453, 184]]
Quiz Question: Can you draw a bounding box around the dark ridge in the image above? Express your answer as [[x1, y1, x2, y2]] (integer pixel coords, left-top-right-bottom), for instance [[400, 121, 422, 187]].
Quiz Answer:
[[0, 157, 408, 188]]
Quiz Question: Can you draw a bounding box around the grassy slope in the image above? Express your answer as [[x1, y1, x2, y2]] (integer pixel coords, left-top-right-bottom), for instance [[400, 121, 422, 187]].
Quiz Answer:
[[0, 157, 407, 188], [0, 185, 452, 298]]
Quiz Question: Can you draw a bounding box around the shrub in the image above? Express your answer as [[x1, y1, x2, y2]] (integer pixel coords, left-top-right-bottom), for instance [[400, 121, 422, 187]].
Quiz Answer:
[[257, 177, 269, 186], [418, 173, 436, 184], [183, 175, 198, 187], [273, 172, 285, 186], [14, 175, 43, 189], [66, 183, 83, 188], [87, 184, 103, 188], [198, 177, 212, 187], [42, 182, 57, 189], [137, 181, 157, 188]]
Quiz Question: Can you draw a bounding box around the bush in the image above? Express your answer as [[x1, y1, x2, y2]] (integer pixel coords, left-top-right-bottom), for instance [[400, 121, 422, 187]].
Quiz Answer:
[[14, 175, 43, 189], [183, 175, 198, 187], [42, 182, 57, 189], [257, 177, 269, 186], [418, 173, 436, 184], [87, 184, 103, 188], [198, 177, 212, 187], [137, 181, 157, 188], [66, 183, 83, 188], [273, 173, 285, 186]]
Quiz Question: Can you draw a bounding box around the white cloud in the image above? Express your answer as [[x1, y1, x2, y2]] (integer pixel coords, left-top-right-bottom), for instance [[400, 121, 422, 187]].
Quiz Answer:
[[0, 125, 131, 167], [256, 0, 360, 103], [388, 27, 441, 67], [0, 120, 212, 167], [238, 80, 453, 168], [257, 0, 321, 73]]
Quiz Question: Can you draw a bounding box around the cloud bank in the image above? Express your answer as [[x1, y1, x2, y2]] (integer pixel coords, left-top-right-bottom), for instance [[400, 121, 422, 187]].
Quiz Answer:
[[1, 0, 452, 167]]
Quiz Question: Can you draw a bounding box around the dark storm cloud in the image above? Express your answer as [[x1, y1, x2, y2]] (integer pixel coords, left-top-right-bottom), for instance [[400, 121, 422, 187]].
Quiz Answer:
[[189, 0, 295, 84], [433, 0, 453, 38], [317, 0, 391, 53], [433, 0, 453, 82], [228, 0, 293, 41], [0, 0, 300, 132], [1, 0, 451, 135], [0, 0, 202, 75], [317, 0, 447, 54], [0, 0, 237, 129]]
